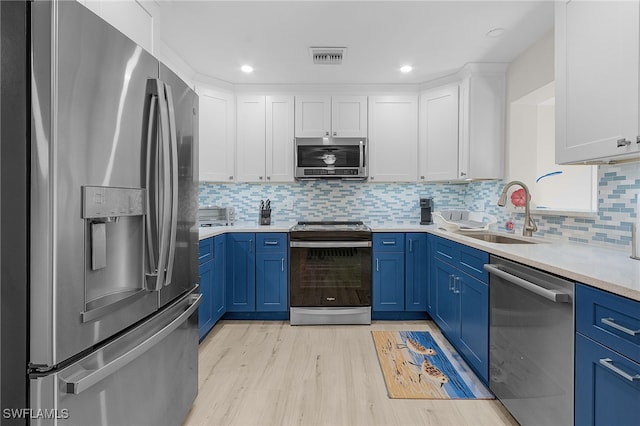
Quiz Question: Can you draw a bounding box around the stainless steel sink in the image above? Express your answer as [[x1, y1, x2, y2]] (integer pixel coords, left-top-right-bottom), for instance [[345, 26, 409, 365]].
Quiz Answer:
[[457, 231, 541, 244]]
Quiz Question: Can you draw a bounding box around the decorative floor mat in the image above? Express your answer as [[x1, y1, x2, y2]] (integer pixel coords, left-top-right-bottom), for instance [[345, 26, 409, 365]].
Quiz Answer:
[[371, 330, 494, 399]]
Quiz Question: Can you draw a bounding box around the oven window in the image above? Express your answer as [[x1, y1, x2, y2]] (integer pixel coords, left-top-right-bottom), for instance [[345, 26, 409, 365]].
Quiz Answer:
[[297, 145, 361, 168], [290, 246, 371, 307]]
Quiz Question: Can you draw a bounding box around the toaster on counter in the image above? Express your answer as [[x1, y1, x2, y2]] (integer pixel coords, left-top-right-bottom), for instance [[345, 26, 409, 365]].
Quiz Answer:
[[198, 206, 235, 226]]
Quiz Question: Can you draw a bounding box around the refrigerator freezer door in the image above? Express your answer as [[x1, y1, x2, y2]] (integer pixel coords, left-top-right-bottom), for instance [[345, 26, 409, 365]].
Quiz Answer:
[[30, 1, 159, 366], [30, 292, 200, 426], [158, 63, 199, 308]]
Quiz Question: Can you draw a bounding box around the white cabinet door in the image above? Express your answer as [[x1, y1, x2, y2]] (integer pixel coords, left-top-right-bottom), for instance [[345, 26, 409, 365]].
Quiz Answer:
[[236, 96, 266, 182], [266, 96, 295, 182], [556, 0, 640, 164], [419, 85, 460, 182], [331, 96, 368, 137], [459, 68, 506, 180], [294, 96, 331, 137], [199, 91, 235, 182], [368, 96, 418, 182]]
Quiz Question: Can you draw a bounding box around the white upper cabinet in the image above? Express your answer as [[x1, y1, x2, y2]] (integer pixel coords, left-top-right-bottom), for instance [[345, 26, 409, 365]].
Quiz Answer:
[[266, 96, 295, 182], [458, 65, 506, 181], [555, 0, 640, 164], [419, 84, 460, 181], [331, 96, 368, 137], [368, 96, 418, 182], [236, 96, 266, 182], [199, 90, 235, 182], [419, 65, 505, 182], [237, 95, 294, 183], [295, 95, 367, 137]]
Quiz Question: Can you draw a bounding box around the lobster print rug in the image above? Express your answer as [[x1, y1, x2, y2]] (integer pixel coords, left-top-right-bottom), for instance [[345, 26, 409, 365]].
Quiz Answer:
[[371, 331, 494, 399]]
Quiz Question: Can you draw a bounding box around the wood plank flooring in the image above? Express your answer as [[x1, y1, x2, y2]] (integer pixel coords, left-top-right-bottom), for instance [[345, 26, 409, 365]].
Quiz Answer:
[[183, 320, 518, 426]]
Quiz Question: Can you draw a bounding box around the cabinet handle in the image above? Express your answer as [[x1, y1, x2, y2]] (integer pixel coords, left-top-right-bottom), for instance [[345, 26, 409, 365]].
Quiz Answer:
[[599, 358, 640, 382], [325, 131, 330, 136], [460, 172, 467, 177], [409, 239, 413, 253], [267, 176, 271, 180], [420, 176, 425, 180], [281, 258, 284, 272], [382, 241, 396, 245], [601, 317, 640, 336], [448, 275, 455, 291], [636, 135, 640, 144], [229, 176, 233, 180], [264, 240, 279, 246], [376, 258, 379, 272], [259, 176, 263, 180], [249, 239, 253, 253], [333, 131, 337, 136], [617, 138, 631, 147], [453, 276, 461, 294]]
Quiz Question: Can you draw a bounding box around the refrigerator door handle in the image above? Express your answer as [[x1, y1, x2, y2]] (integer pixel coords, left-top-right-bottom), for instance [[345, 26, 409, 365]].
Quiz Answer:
[[162, 82, 179, 287], [60, 294, 202, 395], [145, 93, 159, 281], [145, 79, 172, 291]]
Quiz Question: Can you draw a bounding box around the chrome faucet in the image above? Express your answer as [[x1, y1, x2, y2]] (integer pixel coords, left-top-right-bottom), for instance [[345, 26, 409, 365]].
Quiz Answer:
[[497, 181, 538, 237]]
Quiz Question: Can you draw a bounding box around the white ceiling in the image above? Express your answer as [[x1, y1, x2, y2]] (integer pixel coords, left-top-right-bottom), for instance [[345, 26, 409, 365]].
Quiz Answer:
[[159, 0, 554, 85]]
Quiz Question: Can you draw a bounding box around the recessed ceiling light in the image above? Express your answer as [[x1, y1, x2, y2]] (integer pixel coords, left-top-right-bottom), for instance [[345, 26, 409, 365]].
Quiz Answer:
[[486, 28, 505, 38], [241, 65, 254, 73], [400, 65, 413, 73]]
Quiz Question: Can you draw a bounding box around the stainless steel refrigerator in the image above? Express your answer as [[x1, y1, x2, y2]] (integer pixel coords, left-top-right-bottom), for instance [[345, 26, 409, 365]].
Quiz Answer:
[[1, 1, 200, 424]]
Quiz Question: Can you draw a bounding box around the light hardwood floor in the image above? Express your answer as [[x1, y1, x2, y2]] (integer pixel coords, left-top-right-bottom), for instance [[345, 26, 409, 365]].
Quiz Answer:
[[183, 320, 518, 426]]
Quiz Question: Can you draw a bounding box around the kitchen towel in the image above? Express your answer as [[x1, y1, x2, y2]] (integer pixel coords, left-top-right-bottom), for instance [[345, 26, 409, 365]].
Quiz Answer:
[[371, 331, 494, 399]]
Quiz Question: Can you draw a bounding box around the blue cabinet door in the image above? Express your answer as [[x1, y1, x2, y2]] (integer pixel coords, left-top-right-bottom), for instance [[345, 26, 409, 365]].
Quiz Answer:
[[198, 257, 214, 341], [198, 237, 215, 341], [405, 233, 427, 312], [576, 333, 640, 426], [457, 273, 489, 382], [373, 252, 405, 311], [212, 234, 226, 322], [256, 252, 288, 312], [226, 233, 256, 312], [431, 257, 458, 338]]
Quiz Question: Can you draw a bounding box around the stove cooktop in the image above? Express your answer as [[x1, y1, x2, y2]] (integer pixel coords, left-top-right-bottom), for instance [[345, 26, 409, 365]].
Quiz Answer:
[[290, 220, 371, 232]]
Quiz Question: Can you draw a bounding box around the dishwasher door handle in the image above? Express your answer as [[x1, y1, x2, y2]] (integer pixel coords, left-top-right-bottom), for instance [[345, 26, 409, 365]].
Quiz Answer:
[[483, 264, 571, 303]]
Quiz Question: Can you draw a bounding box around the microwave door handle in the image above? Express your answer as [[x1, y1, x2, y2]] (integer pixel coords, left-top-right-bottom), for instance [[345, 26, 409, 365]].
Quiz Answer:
[[162, 82, 179, 287], [144, 88, 159, 288], [359, 143, 364, 168]]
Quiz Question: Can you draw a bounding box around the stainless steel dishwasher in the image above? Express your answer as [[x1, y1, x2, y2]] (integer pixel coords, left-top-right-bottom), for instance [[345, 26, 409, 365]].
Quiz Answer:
[[484, 256, 574, 426]]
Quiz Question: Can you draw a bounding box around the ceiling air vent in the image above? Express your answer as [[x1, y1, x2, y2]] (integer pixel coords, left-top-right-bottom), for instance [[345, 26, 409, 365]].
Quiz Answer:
[[310, 47, 346, 65]]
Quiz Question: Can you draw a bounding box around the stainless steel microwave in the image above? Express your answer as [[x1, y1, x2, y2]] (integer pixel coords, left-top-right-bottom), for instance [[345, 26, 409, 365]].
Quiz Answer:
[[294, 137, 368, 180]]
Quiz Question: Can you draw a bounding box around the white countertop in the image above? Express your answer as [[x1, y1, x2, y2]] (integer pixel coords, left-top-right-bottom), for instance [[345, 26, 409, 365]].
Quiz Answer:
[[199, 221, 640, 302]]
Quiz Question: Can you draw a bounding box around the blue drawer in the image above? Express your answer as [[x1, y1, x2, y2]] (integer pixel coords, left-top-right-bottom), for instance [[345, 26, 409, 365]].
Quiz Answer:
[[576, 284, 640, 361], [458, 244, 489, 283], [198, 237, 214, 265], [430, 234, 458, 263], [373, 233, 405, 252], [256, 233, 287, 253]]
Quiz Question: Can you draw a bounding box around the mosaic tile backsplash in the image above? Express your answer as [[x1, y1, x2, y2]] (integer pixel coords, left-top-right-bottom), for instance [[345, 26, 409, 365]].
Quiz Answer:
[[199, 162, 640, 251]]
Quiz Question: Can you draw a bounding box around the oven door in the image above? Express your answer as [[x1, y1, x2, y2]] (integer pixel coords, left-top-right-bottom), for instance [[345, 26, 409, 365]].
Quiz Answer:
[[290, 241, 372, 307]]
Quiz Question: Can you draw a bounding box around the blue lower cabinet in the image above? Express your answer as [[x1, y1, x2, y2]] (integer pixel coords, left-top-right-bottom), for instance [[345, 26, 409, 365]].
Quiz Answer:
[[211, 234, 226, 323], [256, 252, 288, 312], [198, 238, 215, 341], [226, 232, 288, 316], [226, 233, 256, 312], [373, 251, 405, 311], [428, 234, 489, 383], [405, 233, 427, 312], [576, 333, 640, 426], [372, 233, 405, 311]]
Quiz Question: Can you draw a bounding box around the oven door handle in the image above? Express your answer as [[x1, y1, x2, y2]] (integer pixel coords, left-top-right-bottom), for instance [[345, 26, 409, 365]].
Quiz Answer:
[[483, 263, 570, 303], [290, 241, 372, 248]]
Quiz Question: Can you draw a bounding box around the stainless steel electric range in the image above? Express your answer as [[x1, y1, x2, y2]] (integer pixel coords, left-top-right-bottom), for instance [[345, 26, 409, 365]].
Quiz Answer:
[[289, 221, 372, 325]]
